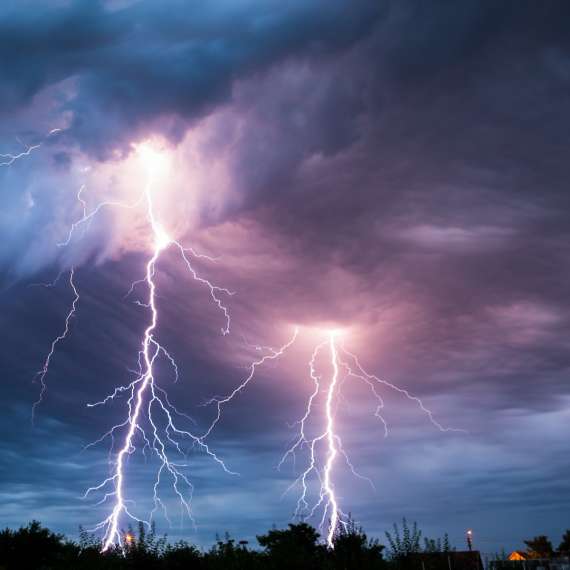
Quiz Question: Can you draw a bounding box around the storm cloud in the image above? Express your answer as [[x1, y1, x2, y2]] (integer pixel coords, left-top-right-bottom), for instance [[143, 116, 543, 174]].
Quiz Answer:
[[1, 0, 570, 556]]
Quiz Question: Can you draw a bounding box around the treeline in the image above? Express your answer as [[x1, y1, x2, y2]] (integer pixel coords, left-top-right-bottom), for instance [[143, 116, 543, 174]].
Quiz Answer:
[[0, 519, 385, 570], [3, 518, 568, 570]]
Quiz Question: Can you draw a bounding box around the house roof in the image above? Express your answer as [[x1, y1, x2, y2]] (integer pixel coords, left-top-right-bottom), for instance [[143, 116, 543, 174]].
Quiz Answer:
[[508, 551, 528, 561]]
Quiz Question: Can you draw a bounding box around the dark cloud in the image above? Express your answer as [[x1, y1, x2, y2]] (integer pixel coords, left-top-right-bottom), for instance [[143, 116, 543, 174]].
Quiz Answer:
[[0, 0, 383, 156]]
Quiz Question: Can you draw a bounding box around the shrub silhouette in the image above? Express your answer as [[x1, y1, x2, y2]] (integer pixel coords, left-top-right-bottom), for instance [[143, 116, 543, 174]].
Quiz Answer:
[[332, 518, 385, 569]]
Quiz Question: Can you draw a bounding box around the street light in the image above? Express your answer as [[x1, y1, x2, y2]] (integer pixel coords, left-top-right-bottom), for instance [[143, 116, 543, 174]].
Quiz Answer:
[[466, 529, 473, 552]]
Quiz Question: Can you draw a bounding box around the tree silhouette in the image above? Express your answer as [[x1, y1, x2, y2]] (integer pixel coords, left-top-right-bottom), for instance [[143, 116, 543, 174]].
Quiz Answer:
[[159, 540, 202, 569], [385, 518, 422, 559], [205, 532, 262, 569], [257, 522, 324, 569], [332, 517, 385, 569], [558, 530, 570, 556], [424, 533, 452, 554], [0, 520, 79, 569], [524, 535, 554, 558]]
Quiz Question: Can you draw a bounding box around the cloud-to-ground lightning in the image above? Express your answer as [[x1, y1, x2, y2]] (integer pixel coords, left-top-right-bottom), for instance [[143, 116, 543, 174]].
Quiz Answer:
[[20, 135, 459, 552], [321, 333, 341, 547], [82, 143, 235, 551], [281, 330, 463, 548], [277, 331, 352, 548], [205, 327, 461, 549], [31, 141, 235, 550]]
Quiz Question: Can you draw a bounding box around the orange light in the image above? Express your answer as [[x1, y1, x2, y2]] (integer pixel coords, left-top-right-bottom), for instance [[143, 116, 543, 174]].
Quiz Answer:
[[125, 533, 134, 544]]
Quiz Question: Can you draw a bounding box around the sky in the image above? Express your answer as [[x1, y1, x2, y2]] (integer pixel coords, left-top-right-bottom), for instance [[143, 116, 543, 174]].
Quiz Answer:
[[1, 0, 570, 557]]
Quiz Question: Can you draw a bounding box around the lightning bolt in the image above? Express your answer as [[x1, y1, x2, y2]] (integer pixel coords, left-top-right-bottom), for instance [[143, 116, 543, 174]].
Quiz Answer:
[[0, 129, 61, 167], [199, 324, 458, 549], [31, 181, 143, 413], [19, 133, 462, 551], [274, 329, 461, 549], [200, 328, 299, 441], [80, 144, 234, 551], [32, 267, 79, 421], [277, 332, 349, 548], [338, 344, 461, 434], [200, 325, 455, 549], [0, 142, 41, 167], [27, 141, 235, 550], [57, 184, 145, 248], [322, 333, 341, 547]]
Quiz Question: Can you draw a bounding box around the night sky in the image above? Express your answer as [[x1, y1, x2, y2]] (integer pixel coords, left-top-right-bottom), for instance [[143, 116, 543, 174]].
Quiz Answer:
[[1, 0, 570, 557]]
